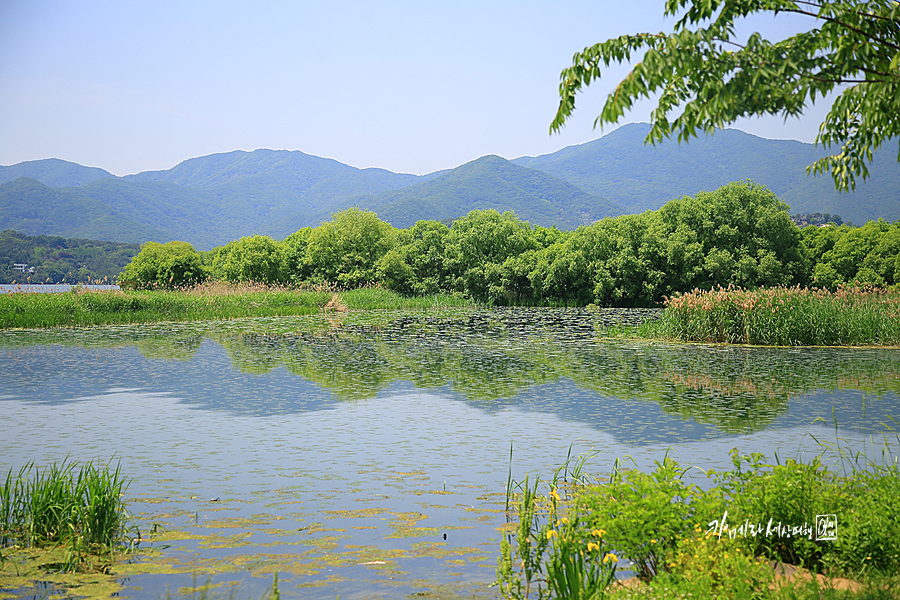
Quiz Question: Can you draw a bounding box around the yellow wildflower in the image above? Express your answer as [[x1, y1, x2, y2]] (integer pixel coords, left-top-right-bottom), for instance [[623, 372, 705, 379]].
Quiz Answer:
[[603, 553, 619, 564], [546, 529, 557, 540], [591, 529, 606, 538], [587, 542, 599, 552], [650, 539, 657, 544], [549, 489, 560, 502]]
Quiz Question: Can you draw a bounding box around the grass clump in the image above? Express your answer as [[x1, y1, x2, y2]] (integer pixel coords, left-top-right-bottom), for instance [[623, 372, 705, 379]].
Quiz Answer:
[[620, 285, 900, 346], [0, 459, 135, 572], [0, 282, 475, 329]]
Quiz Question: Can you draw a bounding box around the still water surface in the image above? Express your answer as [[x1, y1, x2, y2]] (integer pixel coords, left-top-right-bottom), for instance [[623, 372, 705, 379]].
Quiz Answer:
[[0, 284, 120, 294], [1, 308, 898, 599]]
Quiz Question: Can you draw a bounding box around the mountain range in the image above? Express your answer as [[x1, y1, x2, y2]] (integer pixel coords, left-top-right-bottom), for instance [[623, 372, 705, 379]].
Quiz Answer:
[[1, 123, 897, 249]]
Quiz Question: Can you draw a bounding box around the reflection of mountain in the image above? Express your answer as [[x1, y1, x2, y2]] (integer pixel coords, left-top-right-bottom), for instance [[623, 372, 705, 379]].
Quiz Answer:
[[1, 309, 899, 444]]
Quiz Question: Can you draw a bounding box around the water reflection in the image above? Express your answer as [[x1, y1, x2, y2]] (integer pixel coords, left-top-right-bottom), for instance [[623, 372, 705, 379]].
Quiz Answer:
[[1, 308, 897, 599], [2, 308, 898, 443]]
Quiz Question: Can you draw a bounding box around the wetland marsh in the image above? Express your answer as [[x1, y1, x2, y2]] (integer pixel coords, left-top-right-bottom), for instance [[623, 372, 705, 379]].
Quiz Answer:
[[1, 308, 898, 599]]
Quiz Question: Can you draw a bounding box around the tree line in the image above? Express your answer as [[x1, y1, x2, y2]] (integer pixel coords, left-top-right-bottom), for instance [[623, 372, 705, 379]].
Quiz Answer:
[[120, 180, 900, 306]]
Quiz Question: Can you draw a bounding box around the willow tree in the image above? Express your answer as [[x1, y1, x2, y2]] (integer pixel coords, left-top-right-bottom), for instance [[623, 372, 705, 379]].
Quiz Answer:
[[551, 0, 900, 191]]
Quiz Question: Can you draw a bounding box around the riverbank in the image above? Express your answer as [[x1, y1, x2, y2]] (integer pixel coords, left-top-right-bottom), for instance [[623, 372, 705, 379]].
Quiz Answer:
[[0, 283, 474, 329]]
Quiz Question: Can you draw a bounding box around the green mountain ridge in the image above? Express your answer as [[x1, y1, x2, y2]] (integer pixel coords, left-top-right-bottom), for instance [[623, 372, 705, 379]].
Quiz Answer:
[[328, 154, 624, 229], [514, 123, 900, 224], [0, 158, 115, 188], [1, 126, 897, 248], [0, 177, 168, 242]]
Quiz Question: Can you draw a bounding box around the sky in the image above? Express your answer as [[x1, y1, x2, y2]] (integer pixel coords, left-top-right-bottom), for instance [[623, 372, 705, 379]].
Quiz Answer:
[[0, 0, 840, 176]]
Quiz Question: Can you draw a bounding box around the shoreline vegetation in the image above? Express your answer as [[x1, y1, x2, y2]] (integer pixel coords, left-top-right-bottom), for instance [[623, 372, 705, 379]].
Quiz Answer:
[[499, 442, 900, 600], [0, 283, 474, 329], [608, 285, 900, 347], [3, 282, 900, 348]]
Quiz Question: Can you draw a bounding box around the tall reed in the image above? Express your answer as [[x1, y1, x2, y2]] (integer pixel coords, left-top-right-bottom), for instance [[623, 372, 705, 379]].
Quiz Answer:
[[660, 285, 900, 346]]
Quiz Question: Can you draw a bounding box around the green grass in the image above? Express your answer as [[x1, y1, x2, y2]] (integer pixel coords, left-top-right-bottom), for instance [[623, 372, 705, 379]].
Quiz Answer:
[[0, 459, 134, 572], [609, 285, 900, 346], [339, 286, 474, 310], [0, 283, 475, 329]]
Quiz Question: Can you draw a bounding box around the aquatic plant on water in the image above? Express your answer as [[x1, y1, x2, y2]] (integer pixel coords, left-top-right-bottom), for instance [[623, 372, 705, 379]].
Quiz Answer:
[[0, 458, 136, 572]]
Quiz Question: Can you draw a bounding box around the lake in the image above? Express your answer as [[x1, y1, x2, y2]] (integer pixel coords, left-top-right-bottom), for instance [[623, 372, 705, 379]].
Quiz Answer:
[[1, 308, 898, 599], [0, 284, 120, 294]]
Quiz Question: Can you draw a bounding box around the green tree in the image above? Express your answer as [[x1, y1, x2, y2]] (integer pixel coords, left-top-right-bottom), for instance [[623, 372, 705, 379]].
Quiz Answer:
[[213, 235, 284, 284], [530, 240, 594, 306], [551, 0, 900, 191], [444, 210, 539, 302], [376, 220, 451, 296], [812, 219, 900, 286], [305, 208, 396, 288], [282, 227, 314, 284], [593, 213, 667, 306], [120, 241, 207, 288], [654, 181, 805, 292]]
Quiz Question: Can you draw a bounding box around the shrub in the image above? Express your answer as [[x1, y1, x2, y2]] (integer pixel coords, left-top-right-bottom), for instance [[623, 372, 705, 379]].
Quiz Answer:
[[119, 241, 207, 288], [574, 456, 719, 582]]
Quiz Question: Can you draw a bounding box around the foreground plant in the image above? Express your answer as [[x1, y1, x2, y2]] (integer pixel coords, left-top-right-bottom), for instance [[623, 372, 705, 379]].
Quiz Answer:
[[509, 435, 900, 598], [497, 476, 617, 599], [574, 456, 716, 583], [0, 459, 136, 572]]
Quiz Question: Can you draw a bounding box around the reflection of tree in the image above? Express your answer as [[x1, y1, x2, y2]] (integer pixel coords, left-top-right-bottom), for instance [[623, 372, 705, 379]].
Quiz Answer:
[[134, 334, 202, 361], [6, 309, 900, 434], [195, 310, 900, 434]]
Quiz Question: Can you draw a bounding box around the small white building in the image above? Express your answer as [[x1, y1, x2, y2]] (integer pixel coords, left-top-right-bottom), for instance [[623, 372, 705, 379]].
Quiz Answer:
[[11, 263, 35, 274]]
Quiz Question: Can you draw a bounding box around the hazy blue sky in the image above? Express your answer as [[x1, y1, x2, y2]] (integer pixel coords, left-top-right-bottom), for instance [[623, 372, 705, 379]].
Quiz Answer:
[[1, 0, 837, 176]]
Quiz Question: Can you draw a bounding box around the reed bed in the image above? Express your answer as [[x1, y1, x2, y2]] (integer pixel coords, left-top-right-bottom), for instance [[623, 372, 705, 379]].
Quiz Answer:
[[0, 282, 474, 329], [657, 285, 900, 346], [0, 459, 132, 565]]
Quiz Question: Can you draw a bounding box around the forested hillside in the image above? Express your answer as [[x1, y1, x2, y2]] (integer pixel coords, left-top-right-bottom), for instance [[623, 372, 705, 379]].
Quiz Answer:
[[1, 127, 897, 247], [0, 158, 114, 188], [0, 230, 139, 284], [514, 123, 900, 225], [330, 155, 623, 229], [0, 178, 168, 242]]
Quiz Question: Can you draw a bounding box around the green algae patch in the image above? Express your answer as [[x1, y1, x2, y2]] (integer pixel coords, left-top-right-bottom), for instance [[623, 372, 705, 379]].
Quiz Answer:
[[322, 507, 387, 520], [197, 531, 255, 549], [145, 530, 206, 543], [0, 546, 133, 600], [203, 514, 284, 528]]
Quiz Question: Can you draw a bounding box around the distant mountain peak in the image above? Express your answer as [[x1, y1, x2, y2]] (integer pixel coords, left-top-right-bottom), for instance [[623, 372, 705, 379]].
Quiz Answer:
[[0, 159, 114, 188]]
